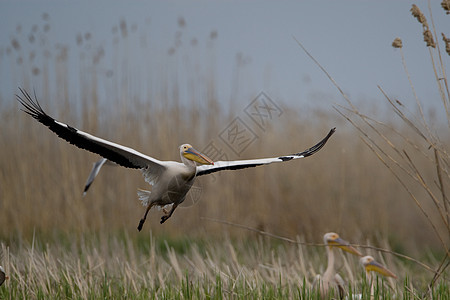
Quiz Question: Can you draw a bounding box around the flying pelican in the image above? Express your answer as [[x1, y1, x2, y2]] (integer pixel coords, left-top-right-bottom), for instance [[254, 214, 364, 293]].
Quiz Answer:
[[360, 255, 396, 298], [0, 266, 7, 286], [17, 88, 336, 231], [313, 232, 363, 299]]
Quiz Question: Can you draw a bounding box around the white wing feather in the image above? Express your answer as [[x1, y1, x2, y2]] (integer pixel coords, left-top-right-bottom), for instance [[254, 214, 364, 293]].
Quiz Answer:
[[196, 128, 335, 176]]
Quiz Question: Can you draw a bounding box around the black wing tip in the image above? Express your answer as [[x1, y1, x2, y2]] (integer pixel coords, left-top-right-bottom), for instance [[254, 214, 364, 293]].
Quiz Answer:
[[83, 184, 91, 196], [323, 127, 336, 142], [16, 87, 48, 120], [297, 127, 336, 157]]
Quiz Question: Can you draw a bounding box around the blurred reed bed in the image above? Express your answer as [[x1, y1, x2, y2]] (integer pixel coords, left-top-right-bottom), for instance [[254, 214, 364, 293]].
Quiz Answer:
[[0, 5, 449, 297]]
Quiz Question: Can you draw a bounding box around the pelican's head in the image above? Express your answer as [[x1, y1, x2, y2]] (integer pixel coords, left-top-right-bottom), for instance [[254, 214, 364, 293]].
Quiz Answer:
[[324, 232, 362, 256], [180, 144, 214, 165], [360, 256, 397, 278]]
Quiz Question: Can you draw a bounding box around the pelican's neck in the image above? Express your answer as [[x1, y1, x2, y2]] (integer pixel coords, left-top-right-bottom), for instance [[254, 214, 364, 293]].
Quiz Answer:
[[324, 245, 335, 280], [180, 155, 198, 170], [366, 270, 372, 282], [367, 271, 375, 297], [179, 156, 198, 182]]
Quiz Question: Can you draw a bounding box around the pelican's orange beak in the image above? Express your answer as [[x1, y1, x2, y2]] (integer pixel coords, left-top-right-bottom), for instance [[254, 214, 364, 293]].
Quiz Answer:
[[329, 237, 363, 256], [361, 256, 397, 278], [183, 147, 214, 165]]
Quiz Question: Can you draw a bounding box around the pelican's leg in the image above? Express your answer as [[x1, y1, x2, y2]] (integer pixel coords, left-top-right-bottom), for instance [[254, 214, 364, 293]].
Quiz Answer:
[[160, 203, 179, 224], [137, 203, 155, 231]]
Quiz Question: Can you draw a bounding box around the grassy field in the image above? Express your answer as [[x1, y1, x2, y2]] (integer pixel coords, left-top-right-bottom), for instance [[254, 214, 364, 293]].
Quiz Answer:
[[0, 233, 448, 299], [1, 3, 449, 299]]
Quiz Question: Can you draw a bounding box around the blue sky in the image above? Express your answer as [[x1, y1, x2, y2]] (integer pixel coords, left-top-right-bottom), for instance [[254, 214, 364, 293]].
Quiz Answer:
[[1, 1, 449, 115]]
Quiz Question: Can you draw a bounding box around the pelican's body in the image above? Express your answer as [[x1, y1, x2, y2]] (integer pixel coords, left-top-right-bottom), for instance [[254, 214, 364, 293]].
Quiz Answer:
[[136, 144, 214, 228], [17, 88, 335, 231], [143, 158, 196, 207], [314, 232, 362, 299]]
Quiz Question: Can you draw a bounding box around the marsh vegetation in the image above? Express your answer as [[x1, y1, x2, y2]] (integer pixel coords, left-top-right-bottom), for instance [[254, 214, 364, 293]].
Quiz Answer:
[[0, 3, 449, 299]]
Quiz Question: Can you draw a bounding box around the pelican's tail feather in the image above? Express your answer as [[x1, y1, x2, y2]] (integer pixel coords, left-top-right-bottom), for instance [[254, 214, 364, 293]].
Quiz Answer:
[[137, 189, 151, 206]]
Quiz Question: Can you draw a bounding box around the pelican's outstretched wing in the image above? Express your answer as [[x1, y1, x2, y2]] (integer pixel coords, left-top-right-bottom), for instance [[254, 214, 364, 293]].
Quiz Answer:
[[17, 88, 166, 176], [196, 128, 335, 176]]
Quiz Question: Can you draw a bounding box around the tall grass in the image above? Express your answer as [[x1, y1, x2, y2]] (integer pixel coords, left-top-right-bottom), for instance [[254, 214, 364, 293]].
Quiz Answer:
[[0, 3, 449, 298], [0, 234, 447, 299]]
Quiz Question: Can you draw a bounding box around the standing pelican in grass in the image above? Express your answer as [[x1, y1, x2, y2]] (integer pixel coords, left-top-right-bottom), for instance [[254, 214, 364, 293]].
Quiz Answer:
[[17, 88, 335, 230], [313, 232, 363, 299], [360, 255, 396, 298]]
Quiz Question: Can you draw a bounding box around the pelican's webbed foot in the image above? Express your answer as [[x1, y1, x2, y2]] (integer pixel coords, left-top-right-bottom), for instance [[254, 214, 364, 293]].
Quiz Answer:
[[160, 203, 179, 224]]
